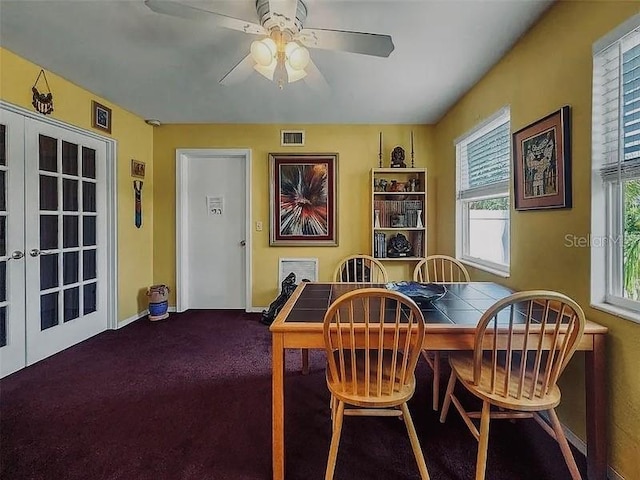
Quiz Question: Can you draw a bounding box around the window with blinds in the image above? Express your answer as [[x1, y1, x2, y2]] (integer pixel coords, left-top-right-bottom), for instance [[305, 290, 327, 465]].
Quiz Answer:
[[591, 14, 640, 318], [455, 107, 511, 274]]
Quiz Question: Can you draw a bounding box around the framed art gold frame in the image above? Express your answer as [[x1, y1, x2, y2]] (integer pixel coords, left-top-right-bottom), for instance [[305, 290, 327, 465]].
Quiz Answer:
[[513, 106, 572, 210], [269, 153, 338, 246], [92, 100, 112, 134]]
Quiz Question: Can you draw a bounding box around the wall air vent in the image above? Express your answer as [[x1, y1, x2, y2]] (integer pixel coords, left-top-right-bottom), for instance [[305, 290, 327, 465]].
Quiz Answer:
[[281, 130, 305, 146], [278, 258, 318, 292]]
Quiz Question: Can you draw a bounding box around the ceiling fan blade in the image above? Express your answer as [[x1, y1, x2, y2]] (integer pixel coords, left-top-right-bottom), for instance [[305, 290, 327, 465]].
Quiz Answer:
[[219, 53, 256, 85], [268, 0, 299, 27], [297, 28, 394, 57], [145, 0, 266, 35], [303, 58, 330, 94]]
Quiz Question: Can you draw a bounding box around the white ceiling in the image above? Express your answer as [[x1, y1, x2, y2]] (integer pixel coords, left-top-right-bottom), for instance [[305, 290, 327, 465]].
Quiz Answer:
[[0, 0, 552, 124]]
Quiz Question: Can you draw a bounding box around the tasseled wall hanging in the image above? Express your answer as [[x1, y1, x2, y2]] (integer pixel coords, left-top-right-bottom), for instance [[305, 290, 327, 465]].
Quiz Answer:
[[133, 181, 143, 228], [32, 69, 54, 115]]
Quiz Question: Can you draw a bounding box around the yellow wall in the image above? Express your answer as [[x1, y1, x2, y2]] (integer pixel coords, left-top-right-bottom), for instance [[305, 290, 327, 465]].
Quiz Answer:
[[433, 2, 640, 477], [153, 124, 435, 307], [0, 47, 155, 321]]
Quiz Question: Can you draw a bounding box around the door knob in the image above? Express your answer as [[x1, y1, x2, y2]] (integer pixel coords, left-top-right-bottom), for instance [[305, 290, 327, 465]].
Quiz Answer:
[[240, 240, 246, 246], [8, 250, 24, 260], [29, 248, 56, 257]]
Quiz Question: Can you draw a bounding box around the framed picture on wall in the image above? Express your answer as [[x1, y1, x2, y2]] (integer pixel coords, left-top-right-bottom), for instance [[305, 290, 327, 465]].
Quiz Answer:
[[512, 105, 572, 210], [92, 100, 112, 134], [269, 153, 338, 246]]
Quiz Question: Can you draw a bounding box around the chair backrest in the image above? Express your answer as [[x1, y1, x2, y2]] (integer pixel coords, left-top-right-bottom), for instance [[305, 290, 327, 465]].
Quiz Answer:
[[323, 288, 425, 398], [413, 255, 470, 283], [472, 291, 585, 400], [333, 254, 389, 283]]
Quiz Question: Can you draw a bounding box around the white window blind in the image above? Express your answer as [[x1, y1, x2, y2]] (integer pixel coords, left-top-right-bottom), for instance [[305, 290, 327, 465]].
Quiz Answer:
[[457, 109, 511, 200], [594, 25, 640, 182]]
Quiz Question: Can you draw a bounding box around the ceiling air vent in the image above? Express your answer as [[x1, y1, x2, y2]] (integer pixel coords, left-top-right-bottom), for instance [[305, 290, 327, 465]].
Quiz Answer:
[[281, 130, 305, 146]]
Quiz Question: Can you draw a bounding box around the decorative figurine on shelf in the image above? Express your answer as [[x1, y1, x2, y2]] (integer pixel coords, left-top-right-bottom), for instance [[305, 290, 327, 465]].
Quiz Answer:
[[408, 177, 418, 192], [378, 178, 388, 192], [390, 146, 407, 168], [389, 180, 405, 192], [388, 233, 413, 258], [261, 272, 304, 325]]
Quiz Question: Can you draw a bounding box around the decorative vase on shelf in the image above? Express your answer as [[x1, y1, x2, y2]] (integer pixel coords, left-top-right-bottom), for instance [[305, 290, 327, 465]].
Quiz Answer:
[[416, 210, 423, 228], [374, 210, 381, 228]]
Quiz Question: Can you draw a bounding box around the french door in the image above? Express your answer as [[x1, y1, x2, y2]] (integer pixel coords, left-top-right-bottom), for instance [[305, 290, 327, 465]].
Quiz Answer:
[[0, 108, 109, 378]]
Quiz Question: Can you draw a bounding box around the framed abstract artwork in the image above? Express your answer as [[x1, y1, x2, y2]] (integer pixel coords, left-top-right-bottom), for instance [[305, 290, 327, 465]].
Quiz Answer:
[[512, 106, 572, 210], [269, 153, 338, 246]]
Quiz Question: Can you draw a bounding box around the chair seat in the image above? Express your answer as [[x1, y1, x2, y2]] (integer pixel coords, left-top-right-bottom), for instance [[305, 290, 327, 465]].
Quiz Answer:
[[327, 350, 416, 408], [449, 352, 561, 411]]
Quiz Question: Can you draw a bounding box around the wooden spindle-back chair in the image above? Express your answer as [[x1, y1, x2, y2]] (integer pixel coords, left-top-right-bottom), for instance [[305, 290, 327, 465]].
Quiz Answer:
[[322, 288, 430, 480], [413, 254, 470, 410], [439, 291, 586, 480], [333, 254, 389, 283]]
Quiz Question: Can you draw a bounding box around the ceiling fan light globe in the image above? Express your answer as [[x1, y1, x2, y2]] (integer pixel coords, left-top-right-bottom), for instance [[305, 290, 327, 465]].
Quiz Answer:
[[251, 38, 276, 66], [286, 44, 310, 71], [286, 66, 307, 83], [254, 63, 276, 81]]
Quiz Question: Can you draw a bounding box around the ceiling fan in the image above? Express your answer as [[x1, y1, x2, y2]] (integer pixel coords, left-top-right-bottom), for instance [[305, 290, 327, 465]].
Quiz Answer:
[[144, 0, 394, 90]]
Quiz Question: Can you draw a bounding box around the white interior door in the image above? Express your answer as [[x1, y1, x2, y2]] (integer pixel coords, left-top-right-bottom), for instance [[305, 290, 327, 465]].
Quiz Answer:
[[24, 120, 108, 365], [0, 106, 110, 377], [0, 111, 27, 378], [179, 151, 248, 310]]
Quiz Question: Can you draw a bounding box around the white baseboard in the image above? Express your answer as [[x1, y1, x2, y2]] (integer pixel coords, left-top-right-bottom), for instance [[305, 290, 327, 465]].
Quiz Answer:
[[117, 306, 177, 328], [247, 306, 267, 313], [539, 412, 624, 480]]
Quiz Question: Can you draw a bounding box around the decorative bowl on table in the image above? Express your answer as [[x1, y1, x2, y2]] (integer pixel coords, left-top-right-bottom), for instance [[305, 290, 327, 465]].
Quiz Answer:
[[385, 281, 447, 307]]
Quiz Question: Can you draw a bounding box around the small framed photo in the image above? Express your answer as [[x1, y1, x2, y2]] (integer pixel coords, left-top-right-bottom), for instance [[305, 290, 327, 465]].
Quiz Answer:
[[92, 100, 112, 134], [513, 106, 571, 211], [131, 159, 146, 178]]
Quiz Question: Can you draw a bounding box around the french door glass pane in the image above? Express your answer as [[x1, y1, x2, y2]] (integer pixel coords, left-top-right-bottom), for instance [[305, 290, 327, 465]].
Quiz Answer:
[[82, 147, 96, 179], [0, 170, 5, 211], [83, 250, 96, 281], [62, 141, 78, 175], [83, 216, 96, 246], [0, 307, 6, 347], [63, 215, 78, 248], [40, 175, 58, 210], [63, 252, 79, 285], [0, 217, 5, 257], [40, 254, 59, 290], [39, 135, 57, 172], [63, 179, 78, 211], [64, 287, 79, 322], [0, 261, 5, 302], [40, 215, 58, 250], [82, 182, 96, 212], [0, 124, 5, 166], [40, 292, 59, 330], [83, 283, 96, 314]]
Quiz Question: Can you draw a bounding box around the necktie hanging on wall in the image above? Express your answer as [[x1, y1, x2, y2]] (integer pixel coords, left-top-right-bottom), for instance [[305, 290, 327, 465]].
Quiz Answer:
[[133, 181, 143, 228]]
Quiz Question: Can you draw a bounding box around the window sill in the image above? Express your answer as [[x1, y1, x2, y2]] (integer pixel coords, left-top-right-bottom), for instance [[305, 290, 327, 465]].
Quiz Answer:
[[459, 258, 510, 278], [590, 301, 640, 325]]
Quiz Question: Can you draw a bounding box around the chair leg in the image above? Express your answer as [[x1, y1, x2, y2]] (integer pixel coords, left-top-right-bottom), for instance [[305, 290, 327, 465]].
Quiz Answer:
[[548, 408, 582, 480], [301, 348, 309, 375], [325, 400, 345, 480], [475, 401, 491, 480], [400, 403, 430, 480], [439, 370, 457, 423], [432, 351, 440, 411]]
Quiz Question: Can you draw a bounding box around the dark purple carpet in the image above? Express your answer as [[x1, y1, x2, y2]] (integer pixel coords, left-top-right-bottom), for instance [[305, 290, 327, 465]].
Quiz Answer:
[[0, 310, 586, 480]]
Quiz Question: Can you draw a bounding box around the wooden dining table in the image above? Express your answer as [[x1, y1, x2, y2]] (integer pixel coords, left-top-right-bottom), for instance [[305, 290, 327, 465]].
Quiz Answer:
[[270, 281, 609, 480]]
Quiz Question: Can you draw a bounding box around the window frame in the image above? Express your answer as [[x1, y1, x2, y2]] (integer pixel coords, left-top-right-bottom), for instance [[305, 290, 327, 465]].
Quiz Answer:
[[455, 107, 511, 276], [591, 14, 640, 324]]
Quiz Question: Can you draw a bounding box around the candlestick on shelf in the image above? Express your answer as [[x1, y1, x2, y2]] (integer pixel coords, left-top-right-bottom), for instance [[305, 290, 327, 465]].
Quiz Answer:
[[378, 131, 383, 168], [410, 131, 415, 168]]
